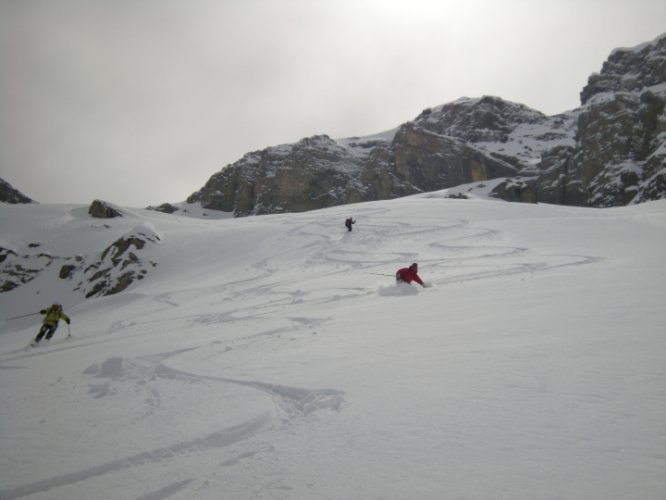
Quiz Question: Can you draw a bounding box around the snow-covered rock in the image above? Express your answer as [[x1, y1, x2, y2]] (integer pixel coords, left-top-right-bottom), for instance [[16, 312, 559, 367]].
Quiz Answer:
[[183, 33, 666, 214]]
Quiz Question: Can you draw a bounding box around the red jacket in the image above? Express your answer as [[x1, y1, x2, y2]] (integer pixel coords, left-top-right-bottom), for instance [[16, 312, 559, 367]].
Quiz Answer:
[[396, 265, 424, 286]]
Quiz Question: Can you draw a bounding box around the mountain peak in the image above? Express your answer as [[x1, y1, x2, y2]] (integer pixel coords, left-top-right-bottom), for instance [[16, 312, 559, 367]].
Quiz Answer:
[[413, 95, 548, 143], [580, 32, 666, 105]]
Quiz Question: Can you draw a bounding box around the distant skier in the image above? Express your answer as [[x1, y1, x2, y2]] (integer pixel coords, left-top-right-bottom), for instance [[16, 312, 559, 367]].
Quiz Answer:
[[345, 217, 356, 232], [396, 263, 426, 288], [31, 304, 70, 346]]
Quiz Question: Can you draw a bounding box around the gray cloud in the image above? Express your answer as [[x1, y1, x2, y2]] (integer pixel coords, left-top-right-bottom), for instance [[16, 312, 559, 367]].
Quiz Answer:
[[1, 0, 665, 206]]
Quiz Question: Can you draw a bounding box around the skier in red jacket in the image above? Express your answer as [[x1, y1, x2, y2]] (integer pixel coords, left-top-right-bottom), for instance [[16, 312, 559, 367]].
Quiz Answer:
[[395, 263, 425, 287]]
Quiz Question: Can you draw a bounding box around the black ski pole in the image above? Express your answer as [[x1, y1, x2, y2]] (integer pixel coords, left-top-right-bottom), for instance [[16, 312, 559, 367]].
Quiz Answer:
[[366, 273, 396, 277], [6, 312, 39, 321]]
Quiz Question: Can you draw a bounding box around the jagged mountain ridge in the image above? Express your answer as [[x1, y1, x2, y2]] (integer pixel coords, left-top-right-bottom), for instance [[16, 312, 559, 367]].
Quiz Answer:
[[184, 33, 665, 215], [184, 99, 550, 216]]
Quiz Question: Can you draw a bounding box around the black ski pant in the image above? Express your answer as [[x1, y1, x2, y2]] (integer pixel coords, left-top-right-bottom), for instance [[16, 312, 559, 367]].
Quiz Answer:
[[34, 323, 58, 343]]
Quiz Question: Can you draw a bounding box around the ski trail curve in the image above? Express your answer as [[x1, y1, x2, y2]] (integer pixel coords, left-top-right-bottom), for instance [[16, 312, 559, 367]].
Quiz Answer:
[[0, 414, 269, 500]]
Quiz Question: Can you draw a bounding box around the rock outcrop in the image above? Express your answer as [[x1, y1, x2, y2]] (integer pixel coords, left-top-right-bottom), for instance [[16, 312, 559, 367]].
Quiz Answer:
[[0, 244, 53, 292], [1, 225, 160, 298], [61, 224, 160, 298], [187, 121, 518, 216], [89, 199, 124, 219], [146, 202, 179, 214], [0, 177, 33, 204], [531, 34, 666, 207]]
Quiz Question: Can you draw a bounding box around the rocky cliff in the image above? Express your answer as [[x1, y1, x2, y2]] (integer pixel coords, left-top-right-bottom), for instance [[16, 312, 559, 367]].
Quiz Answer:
[[535, 34, 666, 206], [181, 33, 665, 215], [185, 126, 518, 216], [185, 110, 530, 216]]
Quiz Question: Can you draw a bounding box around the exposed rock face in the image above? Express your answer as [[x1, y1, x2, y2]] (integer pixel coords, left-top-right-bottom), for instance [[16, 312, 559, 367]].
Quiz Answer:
[[532, 34, 666, 207], [89, 199, 124, 219], [392, 122, 518, 187], [572, 91, 664, 206], [580, 36, 666, 104], [188, 123, 517, 216], [183, 34, 665, 215], [490, 177, 538, 204], [1, 225, 159, 298], [65, 225, 160, 298], [0, 177, 33, 204], [146, 202, 179, 214], [189, 136, 367, 215], [185, 96, 575, 215], [0, 245, 51, 292], [412, 96, 578, 175], [413, 96, 552, 145]]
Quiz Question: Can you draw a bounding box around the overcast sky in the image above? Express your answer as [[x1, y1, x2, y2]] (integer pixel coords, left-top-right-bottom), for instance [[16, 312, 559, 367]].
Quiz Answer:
[[1, 0, 664, 207]]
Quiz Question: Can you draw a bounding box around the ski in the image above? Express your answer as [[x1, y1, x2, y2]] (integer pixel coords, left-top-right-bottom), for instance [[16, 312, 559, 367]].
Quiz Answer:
[[29, 334, 73, 349]]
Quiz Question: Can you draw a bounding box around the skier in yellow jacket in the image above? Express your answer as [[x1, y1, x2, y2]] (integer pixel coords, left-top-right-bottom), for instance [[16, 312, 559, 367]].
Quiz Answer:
[[32, 304, 71, 346]]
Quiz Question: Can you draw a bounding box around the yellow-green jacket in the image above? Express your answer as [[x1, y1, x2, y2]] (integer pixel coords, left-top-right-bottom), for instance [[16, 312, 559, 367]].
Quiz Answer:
[[40, 307, 70, 327]]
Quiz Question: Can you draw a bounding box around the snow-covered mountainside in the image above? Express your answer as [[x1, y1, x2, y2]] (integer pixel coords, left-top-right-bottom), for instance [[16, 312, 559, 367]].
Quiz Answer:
[[183, 33, 665, 216], [1, 195, 665, 499]]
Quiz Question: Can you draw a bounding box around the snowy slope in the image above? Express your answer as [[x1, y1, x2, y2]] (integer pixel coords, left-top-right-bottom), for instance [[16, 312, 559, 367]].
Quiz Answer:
[[1, 195, 665, 500]]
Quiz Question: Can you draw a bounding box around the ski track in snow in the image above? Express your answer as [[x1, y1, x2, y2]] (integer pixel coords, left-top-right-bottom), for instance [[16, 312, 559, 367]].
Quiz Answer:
[[137, 210, 604, 327], [0, 348, 343, 499], [0, 415, 268, 500], [0, 201, 614, 498]]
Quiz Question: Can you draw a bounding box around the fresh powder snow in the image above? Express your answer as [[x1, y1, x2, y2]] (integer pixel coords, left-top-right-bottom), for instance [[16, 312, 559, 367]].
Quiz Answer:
[[1, 192, 665, 500]]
